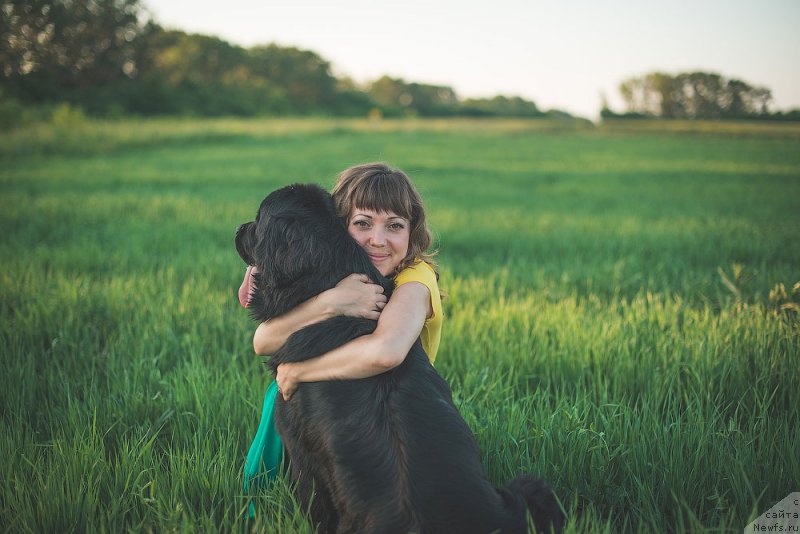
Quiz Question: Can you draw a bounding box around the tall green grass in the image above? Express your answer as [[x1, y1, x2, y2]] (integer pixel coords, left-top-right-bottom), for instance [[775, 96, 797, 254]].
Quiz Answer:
[[1, 118, 798, 532]]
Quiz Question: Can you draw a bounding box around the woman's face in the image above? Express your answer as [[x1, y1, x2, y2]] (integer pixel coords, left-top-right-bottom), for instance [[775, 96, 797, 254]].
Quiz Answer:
[[348, 208, 410, 276]]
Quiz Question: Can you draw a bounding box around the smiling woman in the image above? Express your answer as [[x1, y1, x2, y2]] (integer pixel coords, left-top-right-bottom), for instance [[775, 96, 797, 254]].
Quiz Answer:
[[243, 163, 444, 510], [348, 210, 410, 277]]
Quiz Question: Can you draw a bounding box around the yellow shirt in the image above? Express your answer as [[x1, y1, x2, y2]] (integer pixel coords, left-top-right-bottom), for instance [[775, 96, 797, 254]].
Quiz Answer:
[[394, 260, 443, 364]]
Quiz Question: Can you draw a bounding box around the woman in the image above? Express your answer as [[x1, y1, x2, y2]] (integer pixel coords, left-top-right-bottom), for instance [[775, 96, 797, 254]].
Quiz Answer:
[[242, 162, 443, 498]]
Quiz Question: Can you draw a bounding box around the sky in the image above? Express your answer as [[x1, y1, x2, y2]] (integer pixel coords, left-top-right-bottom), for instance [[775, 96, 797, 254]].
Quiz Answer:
[[143, 0, 800, 119]]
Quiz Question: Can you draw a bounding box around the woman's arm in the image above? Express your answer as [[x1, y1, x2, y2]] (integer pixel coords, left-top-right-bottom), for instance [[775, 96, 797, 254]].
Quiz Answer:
[[275, 282, 431, 400], [253, 273, 387, 355]]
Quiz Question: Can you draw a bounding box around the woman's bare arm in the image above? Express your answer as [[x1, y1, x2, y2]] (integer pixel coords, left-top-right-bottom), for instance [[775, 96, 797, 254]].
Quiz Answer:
[[275, 281, 431, 400], [253, 273, 387, 355]]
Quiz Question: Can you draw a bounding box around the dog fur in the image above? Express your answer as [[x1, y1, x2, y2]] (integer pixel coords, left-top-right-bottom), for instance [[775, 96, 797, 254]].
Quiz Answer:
[[236, 183, 564, 533]]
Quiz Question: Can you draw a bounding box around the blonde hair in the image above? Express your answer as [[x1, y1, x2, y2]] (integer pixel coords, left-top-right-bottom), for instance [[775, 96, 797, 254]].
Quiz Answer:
[[331, 162, 439, 278]]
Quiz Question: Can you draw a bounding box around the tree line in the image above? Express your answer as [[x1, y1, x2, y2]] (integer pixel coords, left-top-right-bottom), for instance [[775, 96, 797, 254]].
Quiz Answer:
[[603, 72, 799, 121], [0, 0, 551, 121], [2, 0, 796, 123]]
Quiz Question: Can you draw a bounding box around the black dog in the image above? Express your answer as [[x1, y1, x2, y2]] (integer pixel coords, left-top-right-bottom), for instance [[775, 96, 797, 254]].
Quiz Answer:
[[236, 183, 564, 534]]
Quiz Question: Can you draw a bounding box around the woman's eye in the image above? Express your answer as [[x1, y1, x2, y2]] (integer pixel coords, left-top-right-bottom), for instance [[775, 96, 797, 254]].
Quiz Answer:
[[389, 223, 405, 231], [353, 220, 369, 228]]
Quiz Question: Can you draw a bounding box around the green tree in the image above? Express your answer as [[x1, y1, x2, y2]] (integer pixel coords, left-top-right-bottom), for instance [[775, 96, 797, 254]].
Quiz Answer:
[[617, 71, 773, 119], [368, 75, 408, 116], [368, 76, 459, 117], [461, 95, 543, 117], [132, 30, 290, 116], [1, 0, 154, 104], [246, 44, 338, 113], [724, 78, 771, 118], [330, 76, 374, 116], [142, 30, 246, 86], [406, 82, 458, 116]]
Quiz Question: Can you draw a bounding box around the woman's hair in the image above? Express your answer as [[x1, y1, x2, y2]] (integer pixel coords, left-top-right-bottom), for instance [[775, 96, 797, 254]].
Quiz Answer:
[[331, 162, 439, 278]]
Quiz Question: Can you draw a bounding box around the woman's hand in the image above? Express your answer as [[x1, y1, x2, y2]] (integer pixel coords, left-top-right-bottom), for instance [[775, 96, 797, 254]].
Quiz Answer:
[[325, 273, 387, 320], [252, 273, 385, 356], [276, 363, 299, 401], [269, 283, 430, 398]]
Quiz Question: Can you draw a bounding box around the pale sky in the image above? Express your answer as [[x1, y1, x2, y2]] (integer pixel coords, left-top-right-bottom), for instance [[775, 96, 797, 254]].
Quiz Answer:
[[143, 0, 800, 119]]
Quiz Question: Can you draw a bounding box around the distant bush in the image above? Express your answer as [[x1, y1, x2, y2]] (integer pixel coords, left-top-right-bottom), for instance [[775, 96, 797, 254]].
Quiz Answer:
[[600, 107, 649, 120], [0, 92, 28, 130], [461, 95, 544, 118], [50, 103, 87, 128]]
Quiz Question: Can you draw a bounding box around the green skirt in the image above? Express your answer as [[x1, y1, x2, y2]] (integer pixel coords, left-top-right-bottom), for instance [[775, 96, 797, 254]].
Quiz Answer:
[[243, 380, 283, 514]]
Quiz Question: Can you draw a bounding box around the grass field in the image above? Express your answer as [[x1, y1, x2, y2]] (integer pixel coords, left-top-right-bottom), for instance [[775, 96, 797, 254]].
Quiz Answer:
[[1, 117, 798, 532]]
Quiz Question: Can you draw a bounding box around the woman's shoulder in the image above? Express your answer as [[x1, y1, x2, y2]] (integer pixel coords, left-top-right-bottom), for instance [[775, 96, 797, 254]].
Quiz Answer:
[[394, 260, 438, 286]]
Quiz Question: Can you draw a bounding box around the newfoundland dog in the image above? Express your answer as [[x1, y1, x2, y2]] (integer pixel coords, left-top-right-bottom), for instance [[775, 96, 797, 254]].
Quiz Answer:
[[236, 183, 563, 533]]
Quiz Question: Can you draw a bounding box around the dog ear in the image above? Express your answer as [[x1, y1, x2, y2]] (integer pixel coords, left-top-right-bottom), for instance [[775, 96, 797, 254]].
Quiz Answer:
[[235, 222, 257, 265], [258, 213, 330, 287]]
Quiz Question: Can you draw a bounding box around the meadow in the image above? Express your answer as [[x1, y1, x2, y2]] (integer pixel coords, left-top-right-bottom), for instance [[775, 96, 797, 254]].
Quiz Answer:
[[1, 116, 798, 533]]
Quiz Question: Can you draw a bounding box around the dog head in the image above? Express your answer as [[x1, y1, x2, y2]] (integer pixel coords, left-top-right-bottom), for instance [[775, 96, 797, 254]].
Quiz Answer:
[[236, 183, 393, 322]]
